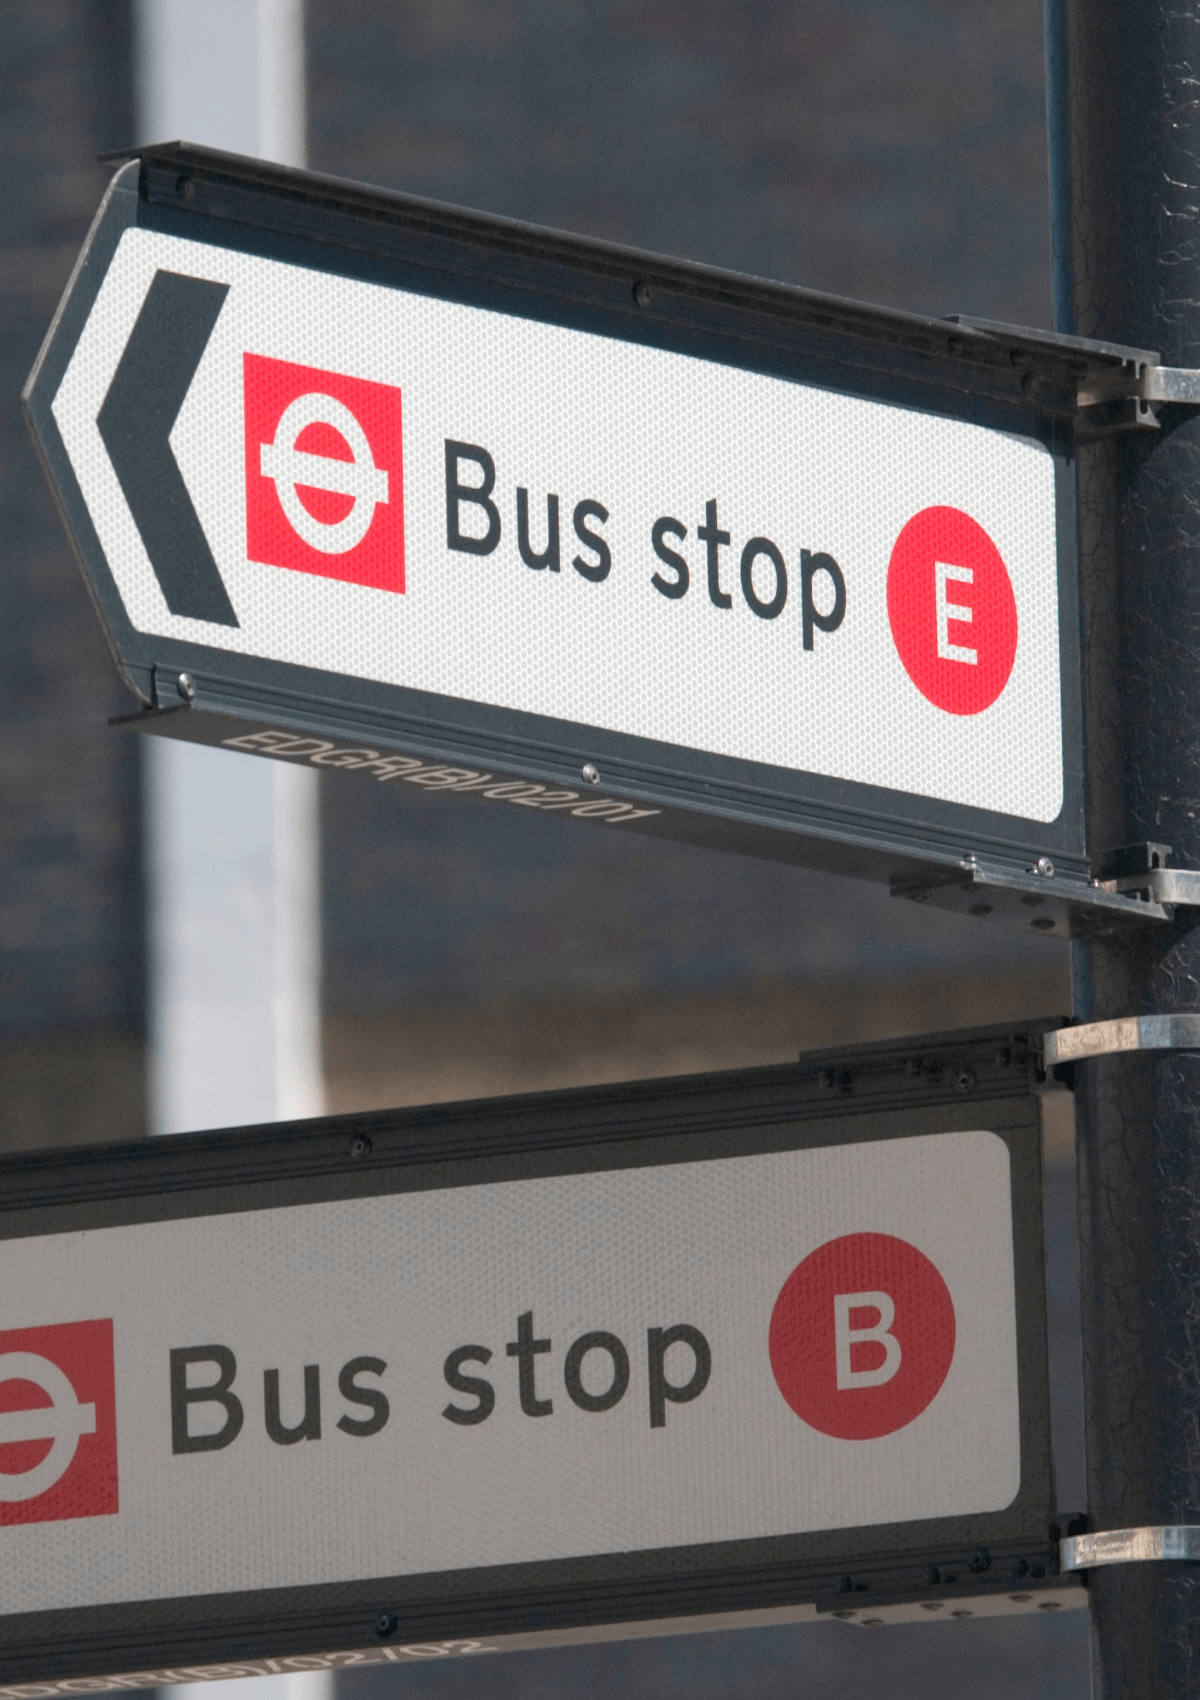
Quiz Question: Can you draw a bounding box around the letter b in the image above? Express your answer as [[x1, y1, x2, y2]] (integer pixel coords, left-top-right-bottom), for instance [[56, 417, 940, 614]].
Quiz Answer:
[[445, 441, 501, 555], [833, 1292, 901, 1390], [170, 1345, 244, 1454]]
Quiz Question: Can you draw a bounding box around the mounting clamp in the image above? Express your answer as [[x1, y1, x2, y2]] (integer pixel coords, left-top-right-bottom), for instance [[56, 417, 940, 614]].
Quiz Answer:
[[1112, 868, 1200, 904], [1061, 1527, 1200, 1572], [1074, 360, 1200, 432], [1077, 364, 1200, 410], [1095, 840, 1200, 907], [946, 316, 1200, 433], [1088, 840, 1200, 914], [1044, 1015, 1200, 1067]]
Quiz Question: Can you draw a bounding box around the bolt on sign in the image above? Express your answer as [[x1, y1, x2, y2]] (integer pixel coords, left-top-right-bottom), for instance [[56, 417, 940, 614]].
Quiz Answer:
[[0, 1026, 1079, 1691], [25, 142, 1161, 934]]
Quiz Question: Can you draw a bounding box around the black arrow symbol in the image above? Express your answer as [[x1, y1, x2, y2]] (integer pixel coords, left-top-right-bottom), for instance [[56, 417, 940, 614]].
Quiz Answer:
[[98, 269, 239, 627]]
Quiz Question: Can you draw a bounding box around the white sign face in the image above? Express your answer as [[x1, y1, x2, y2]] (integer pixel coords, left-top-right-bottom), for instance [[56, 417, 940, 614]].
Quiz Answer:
[[0, 1129, 1020, 1615], [51, 227, 1063, 822]]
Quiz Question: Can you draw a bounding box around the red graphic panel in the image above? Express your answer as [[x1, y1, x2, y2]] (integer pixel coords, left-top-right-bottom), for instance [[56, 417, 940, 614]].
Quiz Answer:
[[768, 1233, 955, 1440], [887, 505, 1018, 715], [243, 354, 405, 593], [0, 1319, 118, 1524]]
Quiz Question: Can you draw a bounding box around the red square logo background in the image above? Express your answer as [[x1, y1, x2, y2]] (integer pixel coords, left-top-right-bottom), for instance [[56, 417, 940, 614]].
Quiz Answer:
[[0, 1319, 118, 1525], [243, 353, 405, 593]]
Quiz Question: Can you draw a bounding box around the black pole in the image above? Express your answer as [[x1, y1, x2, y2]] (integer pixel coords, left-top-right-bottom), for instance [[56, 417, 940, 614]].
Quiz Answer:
[[1046, 5, 1200, 1693]]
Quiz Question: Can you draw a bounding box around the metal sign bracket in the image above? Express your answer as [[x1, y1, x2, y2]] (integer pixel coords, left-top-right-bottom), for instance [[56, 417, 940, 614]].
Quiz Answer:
[[1043, 1014, 1200, 1067], [1061, 1528, 1200, 1571], [948, 315, 1200, 434], [1093, 840, 1200, 907], [895, 837, 1200, 941], [891, 859, 1170, 940], [1104, 867, 1200, 904], [1074, 362, 1200, 435]]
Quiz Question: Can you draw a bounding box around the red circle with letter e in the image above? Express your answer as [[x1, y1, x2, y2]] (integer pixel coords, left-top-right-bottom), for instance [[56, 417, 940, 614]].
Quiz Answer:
[[886, 505, 1018, 715], [768, 1233, 956, 1440]]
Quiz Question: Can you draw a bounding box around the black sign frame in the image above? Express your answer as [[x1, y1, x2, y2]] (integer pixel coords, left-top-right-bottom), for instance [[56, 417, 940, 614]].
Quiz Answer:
[[0, 1023, 1067, 1688]]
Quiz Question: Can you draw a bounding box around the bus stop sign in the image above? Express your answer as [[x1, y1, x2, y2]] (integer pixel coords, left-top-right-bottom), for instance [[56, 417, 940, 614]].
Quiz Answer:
[[23, 143, 1170, 935], [0, 1024, 1077, 1691]]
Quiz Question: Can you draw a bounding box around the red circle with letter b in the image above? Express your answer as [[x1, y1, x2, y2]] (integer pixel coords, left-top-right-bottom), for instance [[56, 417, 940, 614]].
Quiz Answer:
[[768, 1233, 955, 1440], [887, 505, 1018, 715]]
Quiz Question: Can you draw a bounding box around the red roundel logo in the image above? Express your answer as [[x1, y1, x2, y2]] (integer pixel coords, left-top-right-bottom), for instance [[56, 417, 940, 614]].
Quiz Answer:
[[768, 1233, 955, 1440], [244, 354, 405, 594], [886, 506, 1017, 715], [0, 1319, 118, 1524]]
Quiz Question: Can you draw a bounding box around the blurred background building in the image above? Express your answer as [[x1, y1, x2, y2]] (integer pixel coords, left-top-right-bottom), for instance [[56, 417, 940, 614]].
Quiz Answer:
[[1, 2, 1084, 1695]]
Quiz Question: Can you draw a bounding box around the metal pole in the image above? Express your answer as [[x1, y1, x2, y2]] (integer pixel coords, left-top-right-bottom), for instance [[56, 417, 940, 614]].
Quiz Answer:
[[136, 9, 326, 1700], [1046, 4, 1200, 1692], [137, 0, 322, 1139]]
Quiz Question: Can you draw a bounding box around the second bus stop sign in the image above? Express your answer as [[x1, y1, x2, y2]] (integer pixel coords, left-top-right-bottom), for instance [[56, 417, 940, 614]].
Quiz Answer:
[[26, 143, 1159, 929], [0, 1025, 1075, 1690]]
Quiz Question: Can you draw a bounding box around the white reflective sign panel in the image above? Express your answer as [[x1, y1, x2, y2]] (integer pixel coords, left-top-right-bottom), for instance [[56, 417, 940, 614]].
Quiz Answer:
[[0, 1128, 1018, 1613], [51, 227, 1063, 822]]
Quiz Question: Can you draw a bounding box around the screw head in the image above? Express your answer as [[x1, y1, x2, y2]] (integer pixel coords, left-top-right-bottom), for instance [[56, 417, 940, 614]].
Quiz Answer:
[[376, 1610, 397, 1638], [177, 673, 195, 702], [350, 1134, 372, 1159], [581, 763, 600, 785], [954, 1067, 977, 1094], [632, 280, 652, 307], [1036, 856, 1055, 877]]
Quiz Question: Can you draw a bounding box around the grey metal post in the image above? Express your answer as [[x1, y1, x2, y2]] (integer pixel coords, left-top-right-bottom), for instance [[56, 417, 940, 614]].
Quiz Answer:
[[1046, 4, 1200, 1692], [136, 0, 322, 1138]]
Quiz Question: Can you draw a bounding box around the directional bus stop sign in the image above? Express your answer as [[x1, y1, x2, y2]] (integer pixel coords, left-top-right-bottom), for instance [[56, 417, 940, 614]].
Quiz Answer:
[[22, 144, 1173, 938], [0, 1024, 1077, 1692]]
